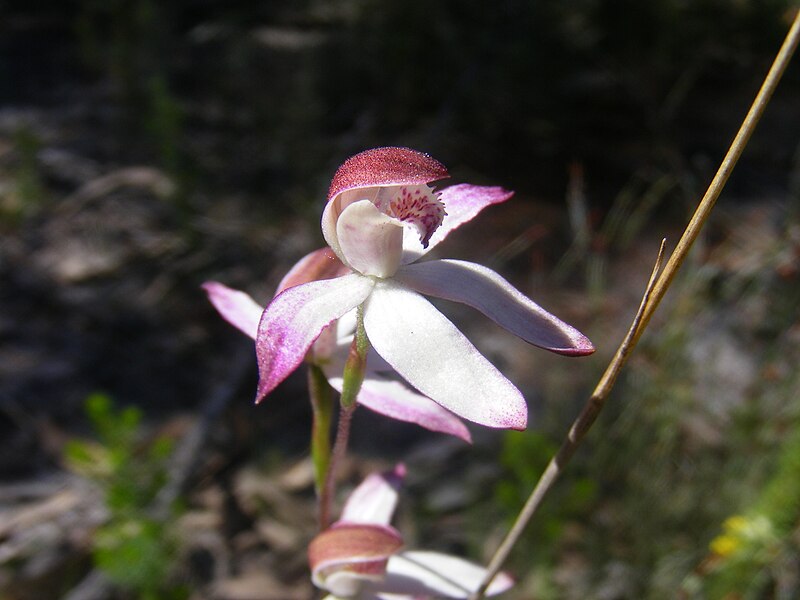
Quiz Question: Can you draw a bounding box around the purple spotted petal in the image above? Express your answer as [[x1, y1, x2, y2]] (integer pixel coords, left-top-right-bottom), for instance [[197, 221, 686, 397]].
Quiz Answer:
[[401, 184, 514, 263], [395, 259, 595, 356], [255, 274, 374, 402], [363, 281, 527, 430], [202, 281, 262, 340]]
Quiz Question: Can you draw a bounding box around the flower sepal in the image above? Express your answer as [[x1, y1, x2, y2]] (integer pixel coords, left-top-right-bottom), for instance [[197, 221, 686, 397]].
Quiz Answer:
[[309, 522, 404, 597]]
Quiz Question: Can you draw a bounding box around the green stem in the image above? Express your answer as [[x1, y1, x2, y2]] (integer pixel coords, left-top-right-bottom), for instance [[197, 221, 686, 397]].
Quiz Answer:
[[318, 305, 371, 529], [308, 364, 334, 502]]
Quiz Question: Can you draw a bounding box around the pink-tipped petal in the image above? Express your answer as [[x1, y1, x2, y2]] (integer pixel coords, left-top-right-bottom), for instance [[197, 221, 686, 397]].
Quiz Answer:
[[395, 260, 595, 356], [357, 379, 472, 442], [327, 147, 448, 202], [402, 184, 514, 262], [340, 465, 406, 526], [326, 376, 472, 442], [255, 274, 374, 402], [363, 281, 528, 430], [370, 550, 514, 598], [337, 200, 404, 277], [203, 282, 264, 340], [276, 247, 348, 295]]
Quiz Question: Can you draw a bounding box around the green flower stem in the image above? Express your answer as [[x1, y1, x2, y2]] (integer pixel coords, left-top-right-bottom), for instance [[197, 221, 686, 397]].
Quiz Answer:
[[318, 305, 370, 529], [307, 364, 334, 500]]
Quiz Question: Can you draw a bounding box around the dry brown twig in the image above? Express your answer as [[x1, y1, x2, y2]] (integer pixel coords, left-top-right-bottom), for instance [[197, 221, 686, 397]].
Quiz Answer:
[[471, 9, 800, 599]]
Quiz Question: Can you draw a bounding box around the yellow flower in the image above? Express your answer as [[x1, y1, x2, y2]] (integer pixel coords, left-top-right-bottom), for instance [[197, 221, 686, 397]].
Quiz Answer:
[[710, 533, 741, 557], [722, 515, 749, 533], [709, 514, 774, 558]]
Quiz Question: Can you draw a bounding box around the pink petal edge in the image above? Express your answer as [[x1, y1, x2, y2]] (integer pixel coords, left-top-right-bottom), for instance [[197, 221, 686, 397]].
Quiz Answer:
[[354, 378, 472, 442], [255, 274, 374, 402], [202, 281, 263, 340], [402, 184, 514, 262], [326, 374, 472, 442], [276, 247, 348, 295], [395, 259, 595, 356]]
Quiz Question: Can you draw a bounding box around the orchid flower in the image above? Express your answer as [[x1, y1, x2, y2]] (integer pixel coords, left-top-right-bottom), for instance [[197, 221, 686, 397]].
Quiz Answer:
[[256, 147, 594, 430], [203, 248, 471, 441], [309, 465, 514, 599]]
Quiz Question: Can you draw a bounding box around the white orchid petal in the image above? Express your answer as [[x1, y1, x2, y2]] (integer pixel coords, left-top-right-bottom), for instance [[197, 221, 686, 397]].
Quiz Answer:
[[202, 282, 263, 340], [255, 274, 374, 401], [322, 187, 381, 264], [362, 281, 527, 430], [395, 260, 595, 355], [339, 465, 405, 526], [337, 200, 404, 277], [366, 551, 513, 598]]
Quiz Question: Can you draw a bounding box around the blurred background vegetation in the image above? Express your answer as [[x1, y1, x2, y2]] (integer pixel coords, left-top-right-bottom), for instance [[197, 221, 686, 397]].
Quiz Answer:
[[1, 1, 799, 598]]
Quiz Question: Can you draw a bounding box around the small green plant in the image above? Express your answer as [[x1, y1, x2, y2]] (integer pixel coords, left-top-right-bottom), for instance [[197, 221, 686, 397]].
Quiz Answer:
[[685, 423, 800, 597], [0, 127, 47, 224], [65, 393, 187, 600]]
